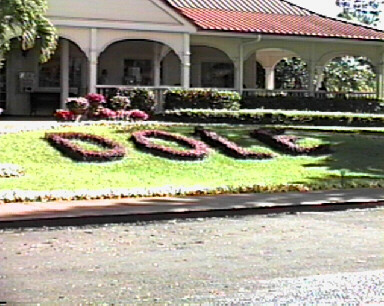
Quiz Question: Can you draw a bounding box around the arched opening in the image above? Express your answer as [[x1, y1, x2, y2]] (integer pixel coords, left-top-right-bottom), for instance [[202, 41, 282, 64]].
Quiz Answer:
[[38, 38, 88, 96], [4, 37, 88, 115], [274, 57, 309, 90], [256, 62, 265, 89], [322, 56, 376, 93], [98, 40, 181, 86], [191, 46, 234, 88]]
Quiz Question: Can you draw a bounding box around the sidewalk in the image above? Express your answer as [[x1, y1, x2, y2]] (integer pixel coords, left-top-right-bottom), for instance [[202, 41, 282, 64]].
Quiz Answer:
[[1, 188, 384, 226]]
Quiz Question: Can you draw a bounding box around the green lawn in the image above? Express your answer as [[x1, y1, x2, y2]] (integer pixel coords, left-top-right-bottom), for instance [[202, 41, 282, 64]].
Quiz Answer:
[[0, 124, 383, 197]]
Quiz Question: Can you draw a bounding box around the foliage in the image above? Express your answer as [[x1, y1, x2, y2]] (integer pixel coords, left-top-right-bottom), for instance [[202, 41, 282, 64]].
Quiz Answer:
[[195, 128, 276, 159], [58, 93, 149, 121], [45, 132, 126, 162], [323, 56, 376, 92], [65, 97, 89, 112], [273, 55, 376, 94], [275, 57, 309, 90], [0, 0, 57, 65], [163, 109, 384, 126], [251, 129, 331, 155], [131, 129, 209, 160], [336, 0, 384, 25], [241, 96, 383, 113], [116, 88, 156, 113], [109, 95, 131, 111], [164, 89, 241, 110]]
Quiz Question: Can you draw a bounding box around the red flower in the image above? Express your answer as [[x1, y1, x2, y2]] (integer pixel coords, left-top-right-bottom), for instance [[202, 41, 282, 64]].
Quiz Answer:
[[54, 110, 75, 121]]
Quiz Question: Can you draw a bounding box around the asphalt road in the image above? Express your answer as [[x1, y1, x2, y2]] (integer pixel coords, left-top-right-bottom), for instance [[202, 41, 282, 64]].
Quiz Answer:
[[1, 207, 384, 303]]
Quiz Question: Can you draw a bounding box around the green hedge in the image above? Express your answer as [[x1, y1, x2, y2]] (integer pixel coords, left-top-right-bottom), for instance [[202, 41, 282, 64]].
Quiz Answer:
[[241, 96, 384, 113], [161, 109, 384, 127], [164, 89, 241, 110]]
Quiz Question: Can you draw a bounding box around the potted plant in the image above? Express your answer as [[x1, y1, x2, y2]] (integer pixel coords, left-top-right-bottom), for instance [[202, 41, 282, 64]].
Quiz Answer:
[[65, 97, 89, 121]]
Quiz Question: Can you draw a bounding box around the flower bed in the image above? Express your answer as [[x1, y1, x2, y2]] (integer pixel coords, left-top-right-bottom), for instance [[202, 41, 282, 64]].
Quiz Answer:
[[195, 128, 275, 160], [251, 129, 331, 155], [131, 130, 209, 161], [0, 164, 24, 178], [55, 92, 150, 122], [45, 132, 126, 162]]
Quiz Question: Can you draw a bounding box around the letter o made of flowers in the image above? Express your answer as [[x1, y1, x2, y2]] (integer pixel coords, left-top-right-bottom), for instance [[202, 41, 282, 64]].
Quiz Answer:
[[131, 130, 209, 161], [46, 132, 126, 162]]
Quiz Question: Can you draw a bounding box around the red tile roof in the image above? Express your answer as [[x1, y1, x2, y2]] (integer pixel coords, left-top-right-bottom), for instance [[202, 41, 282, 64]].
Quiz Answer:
[[165, 0, 384, 41]]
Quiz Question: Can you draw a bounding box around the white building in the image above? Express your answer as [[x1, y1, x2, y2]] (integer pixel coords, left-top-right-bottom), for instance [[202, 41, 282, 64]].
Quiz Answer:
[[2, 0, 384, 115]]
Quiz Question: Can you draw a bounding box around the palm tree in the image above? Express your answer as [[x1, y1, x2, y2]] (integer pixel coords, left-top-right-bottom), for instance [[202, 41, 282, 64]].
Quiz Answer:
[[0, 0, 57, 66]]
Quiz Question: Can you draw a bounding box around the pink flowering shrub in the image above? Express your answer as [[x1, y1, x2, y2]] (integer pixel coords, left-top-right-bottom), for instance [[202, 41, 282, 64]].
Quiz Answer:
[[196, 128, 275, 159], [131, 130, 209, 160], [97, 108, 117, 120], [45, 132, 126, 162], [86, 93, 106, 106], [251, 129, 330, 155], [129, 110, 149, 121]]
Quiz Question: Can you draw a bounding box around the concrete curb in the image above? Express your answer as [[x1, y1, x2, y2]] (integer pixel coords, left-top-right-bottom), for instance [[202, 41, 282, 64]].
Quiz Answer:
[[1, 188, 384, 228]]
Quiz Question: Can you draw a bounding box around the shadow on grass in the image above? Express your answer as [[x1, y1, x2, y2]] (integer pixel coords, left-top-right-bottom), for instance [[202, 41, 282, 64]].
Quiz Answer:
[[301, 132, 384, 178]]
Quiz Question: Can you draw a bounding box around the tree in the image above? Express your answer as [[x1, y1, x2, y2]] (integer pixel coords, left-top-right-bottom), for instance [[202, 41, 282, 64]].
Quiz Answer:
[[0, 0, 57, 66], [330, 1, 382, 94], [275, 57, 309, 90], [336, 0, 384, 26], [324, 56, 376, 92]]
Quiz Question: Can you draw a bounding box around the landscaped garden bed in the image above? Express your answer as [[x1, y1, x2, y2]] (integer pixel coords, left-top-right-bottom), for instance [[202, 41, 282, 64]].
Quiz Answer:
[[241, 96, 384, 113], [1, 122, 384, 203], [160, 109, 384, 127]]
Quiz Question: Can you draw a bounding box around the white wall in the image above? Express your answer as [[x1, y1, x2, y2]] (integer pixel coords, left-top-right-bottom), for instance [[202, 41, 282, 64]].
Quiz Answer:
[[48, 0, 181, 25], [190, 46, 234, 88], [162, 52, 181, 86]]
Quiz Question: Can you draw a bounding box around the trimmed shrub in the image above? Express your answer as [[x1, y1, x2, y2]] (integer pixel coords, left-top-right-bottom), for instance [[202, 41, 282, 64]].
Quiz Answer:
[[195, 127, 275, 160], [45, 132, 126, 162], [162, 109, 384, 127], [164, 89, 241, 110], [131, 130, 209, 161], [241, 96, 384, 113], [113, 88, 156, 114], [251, 129, 331, 155]]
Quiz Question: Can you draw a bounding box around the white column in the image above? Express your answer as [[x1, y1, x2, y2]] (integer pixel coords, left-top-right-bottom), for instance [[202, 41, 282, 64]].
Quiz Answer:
[[307, 60, 316, 97], [88, 28, 98, 94], [236, 43, 245, 93], [244, 53, 256, 89], [315, 66, 324, 90], [376, 62, 384, 100], [181, 34, 190, 89], [191, 62, 201, 87], [60, 39, 69, 109], [265, 67, 275, 90], [153, 44, 161, 87], [80, 59, 88, 96]]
